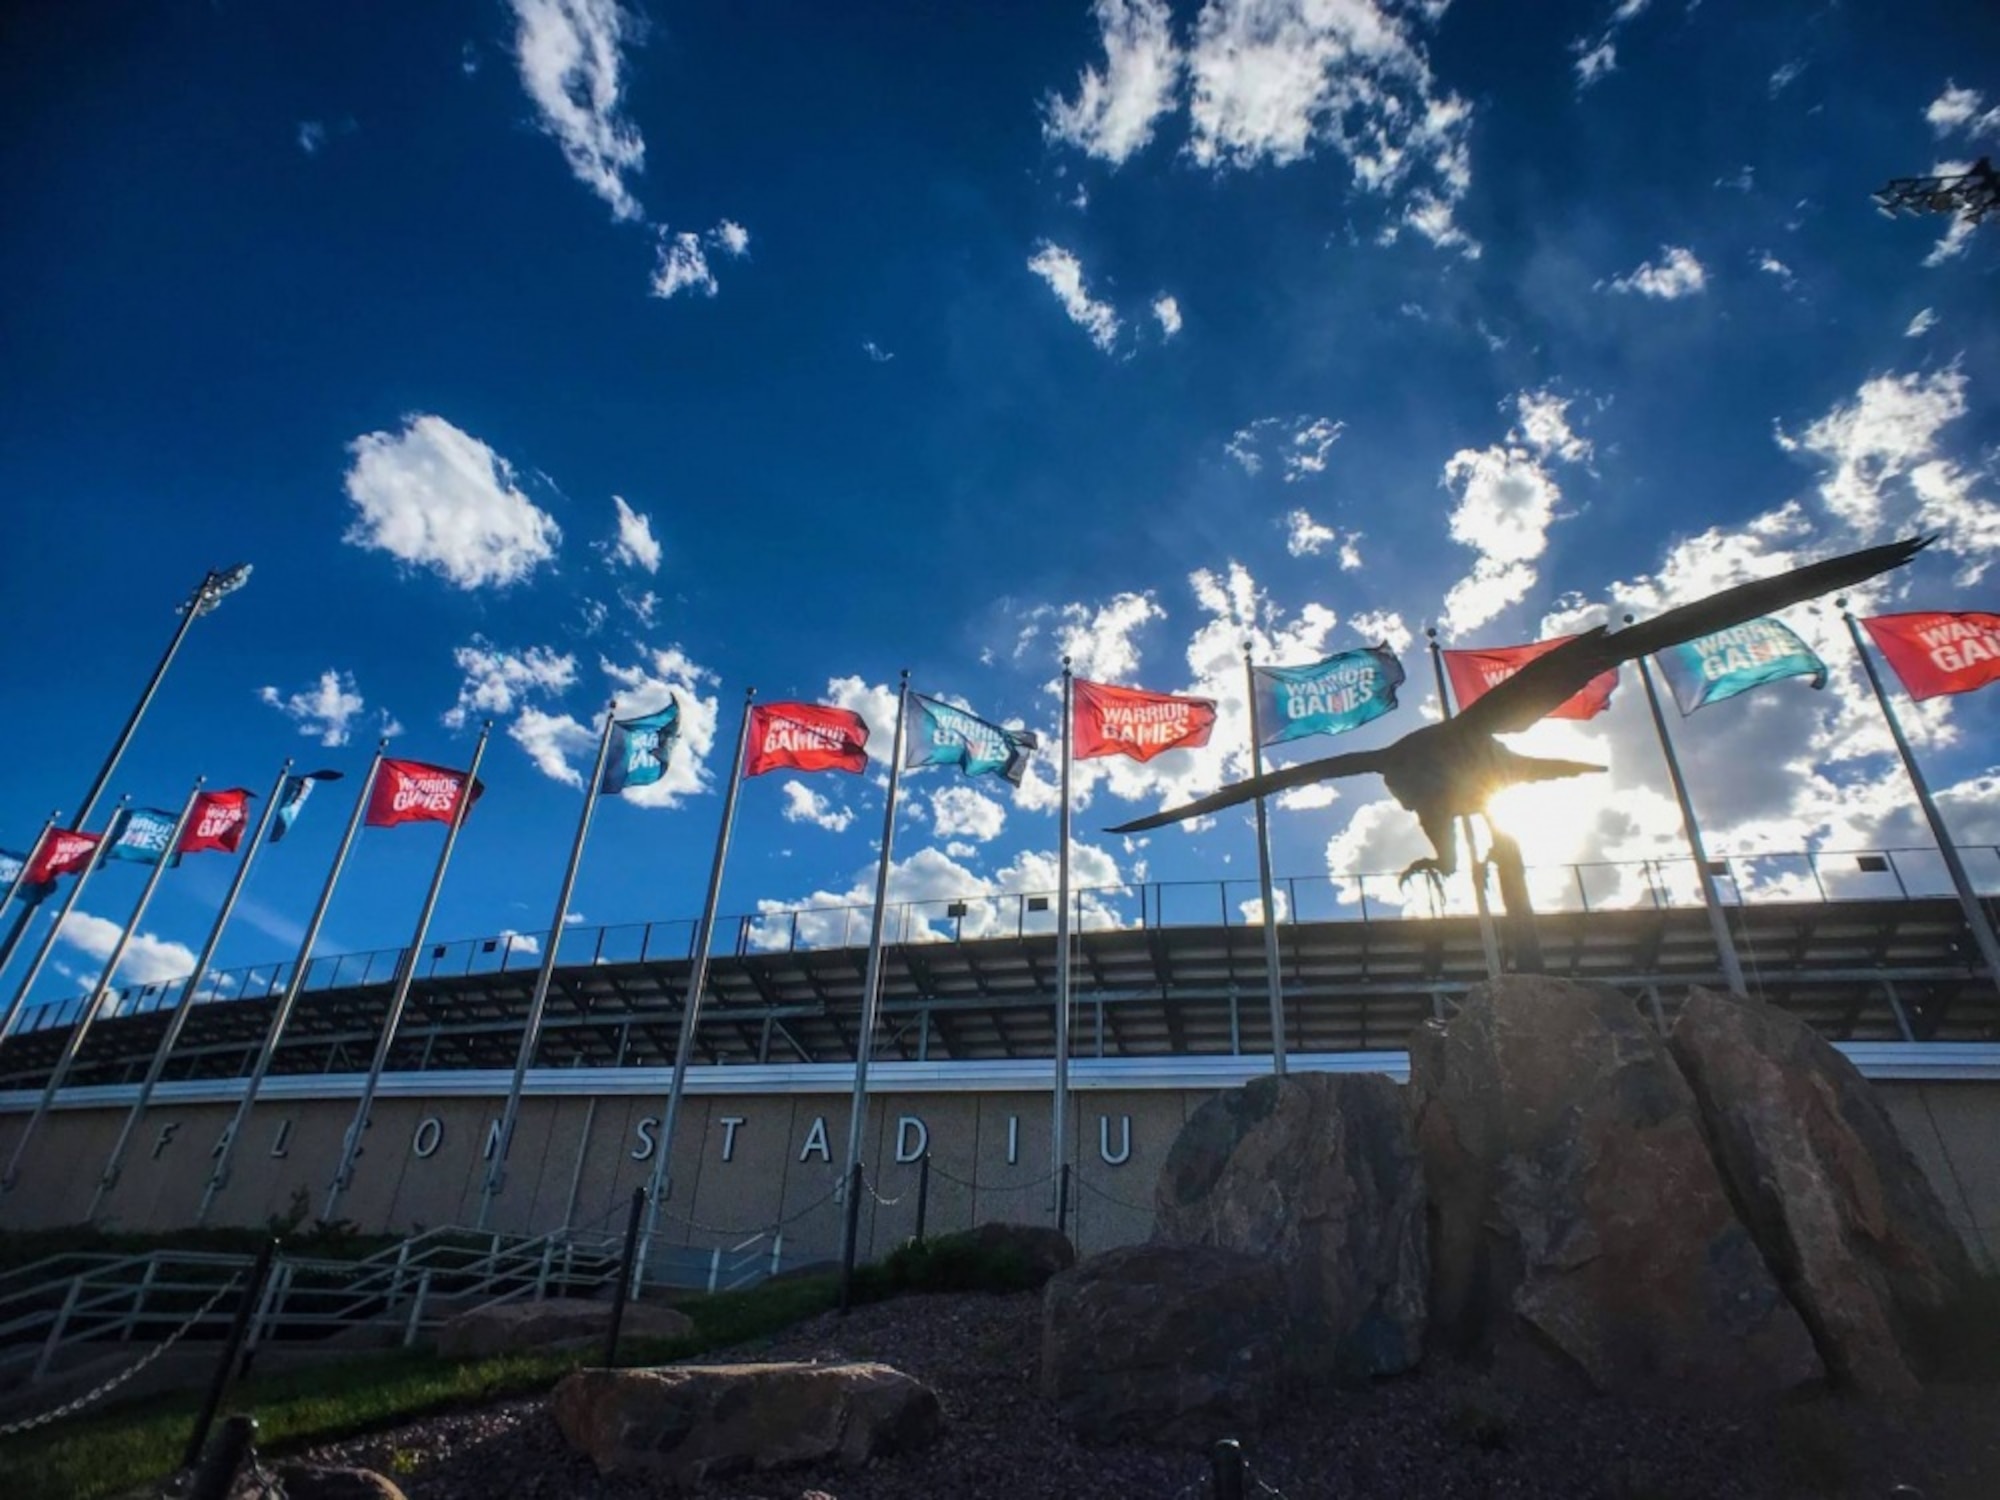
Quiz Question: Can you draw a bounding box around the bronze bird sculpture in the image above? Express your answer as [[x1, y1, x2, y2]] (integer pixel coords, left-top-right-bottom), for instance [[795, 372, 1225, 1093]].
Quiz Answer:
[[1108, 535, 1931, 909]]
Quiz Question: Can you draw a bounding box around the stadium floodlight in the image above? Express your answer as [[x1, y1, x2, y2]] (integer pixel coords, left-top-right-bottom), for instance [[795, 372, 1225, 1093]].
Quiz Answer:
[[182, 562, 254, 617], [1873, 156, 2000, 224]]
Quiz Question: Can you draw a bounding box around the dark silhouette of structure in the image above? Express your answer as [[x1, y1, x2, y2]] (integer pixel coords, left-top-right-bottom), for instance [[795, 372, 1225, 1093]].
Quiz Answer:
[[1109, 536, 1931, 969], [1874, 157, 2000, 226]]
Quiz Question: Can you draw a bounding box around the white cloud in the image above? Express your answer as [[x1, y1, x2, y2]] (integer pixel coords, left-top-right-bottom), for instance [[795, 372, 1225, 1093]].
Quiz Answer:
[[622, 588, 659, 626], [1755, 251, 1796, 288], [1027, 241, 1121, 352], [607, 495, 661, 572], [1769, 59, 1804, 96], [824, 676, 904, 765], [781, 779, 856, 833], [509, 0, 647, 221], [1607, 245, 1708, 299], [343, 414, 562, 590], [1927, 82, 2000, 139], [652, 230, 717, 298], [1152, 293, 1183, 338], [1284, 508, 1336, 557], [595, 645, 723, 806], [1914, 160, 1980, 267], [444, 638, 577, 729], [1439, 390, 1591, 634], [509, 706, 600, 788], [58, 911, 200, 987], [1906, 307, 1938, 338], [1013, 591, 1165, 687], [298, 121, 327, 155], [863, 341, 895, 363], [1227, 414, 1344, 480], [1043, 0, 1182, 165], [259, 670, 384, 747], [499, 929, 541, 956], [929, 785, 1007, 842], [1184, 0, 1476, 255], [1573, 40, 1616, 88], [1347, 608, 1412, 654], [711, 220, 750, 257]]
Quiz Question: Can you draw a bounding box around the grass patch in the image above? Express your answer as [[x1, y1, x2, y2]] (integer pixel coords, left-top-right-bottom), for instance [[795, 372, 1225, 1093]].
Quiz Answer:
[[850, 1227, 1057, 1301], [0, 1272, 846, 1500]]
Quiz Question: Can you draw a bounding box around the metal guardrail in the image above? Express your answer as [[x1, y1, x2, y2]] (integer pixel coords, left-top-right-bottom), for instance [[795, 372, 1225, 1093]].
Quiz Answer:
[[19, 843, 2000, 1037]]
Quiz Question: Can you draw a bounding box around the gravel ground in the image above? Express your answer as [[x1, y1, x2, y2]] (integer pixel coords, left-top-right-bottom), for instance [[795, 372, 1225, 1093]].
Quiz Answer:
[[293, 1291, 2000, 1500]]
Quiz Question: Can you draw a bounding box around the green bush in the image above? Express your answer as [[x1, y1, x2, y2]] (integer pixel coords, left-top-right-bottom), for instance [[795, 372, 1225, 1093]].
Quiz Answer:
[[850, 1230, 1046, 1302]]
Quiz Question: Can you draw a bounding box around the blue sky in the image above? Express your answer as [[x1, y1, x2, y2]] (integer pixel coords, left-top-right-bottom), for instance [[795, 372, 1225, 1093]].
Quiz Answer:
[[3, 0, 1999, 1006]]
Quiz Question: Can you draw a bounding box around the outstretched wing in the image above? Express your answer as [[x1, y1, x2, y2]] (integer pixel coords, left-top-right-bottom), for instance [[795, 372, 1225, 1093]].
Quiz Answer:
[[1461, 534, 1932, 736], [1105, 748, 1392, 834]]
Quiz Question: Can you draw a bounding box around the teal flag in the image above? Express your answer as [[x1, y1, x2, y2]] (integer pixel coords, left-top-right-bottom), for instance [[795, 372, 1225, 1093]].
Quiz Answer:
[[1657, 617, 1829, 714], [602, 700, 680, 794], [1254, 646, 1407, 745], [905, 695, 1039, 786], [105, 808, 178, 865]]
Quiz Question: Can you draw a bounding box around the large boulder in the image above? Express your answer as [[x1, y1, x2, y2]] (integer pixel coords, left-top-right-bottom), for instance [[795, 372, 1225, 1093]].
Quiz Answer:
[[1668, 987, 1978, 1398], [552, 1361, 940, 1484], [1041, 1242, 1290, 1446], [1155, 1072, 1427, 1379], [436, 1296, 692, 1359], [949, 1221, 1076, 1286], [1409, 975, 1822, 1399]]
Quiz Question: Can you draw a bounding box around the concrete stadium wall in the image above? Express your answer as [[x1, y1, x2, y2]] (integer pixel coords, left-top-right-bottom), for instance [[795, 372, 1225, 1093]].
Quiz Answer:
[[0, 1078, 1994, 1270]]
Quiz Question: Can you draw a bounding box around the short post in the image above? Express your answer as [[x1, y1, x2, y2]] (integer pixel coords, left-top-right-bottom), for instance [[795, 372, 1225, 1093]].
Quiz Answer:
[[769, 1228, 784, 1279], [837, 1161, 865, 1316], [706, 1247, 722, 1295], [182, 1239, 276, 1471], [1056, 1163, 1071, 1236], [187, 1413, 258, 1500], [402, 1269, 432, 1348], [604, 1185, 646, 1366], [1211, 1438, 1246, 1500], [33, 1278, 83, 1382], [913, 1153, 931, 1247], [239, 1260, 290, 1381]]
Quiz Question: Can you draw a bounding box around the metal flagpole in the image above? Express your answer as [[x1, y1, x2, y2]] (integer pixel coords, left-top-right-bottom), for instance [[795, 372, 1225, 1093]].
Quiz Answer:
[[1630, 628, 1748, 996], [90, 760, 292, 1222], [323, 724, 492, 1222], [0, 797, 129, 1051], [1242, 644, 1288, 1074], [1, 779, 205, 1191], [1053, 659, 1074, 1229], [837, 673, 911, 1274], [1842, 603, 2000, 994], [1425, 631, 1502, 978], [198, 745, 386, 1225], [479, 705, 619, 1229], [0, 814, 62, 984], [639, 689, 756, 1279]]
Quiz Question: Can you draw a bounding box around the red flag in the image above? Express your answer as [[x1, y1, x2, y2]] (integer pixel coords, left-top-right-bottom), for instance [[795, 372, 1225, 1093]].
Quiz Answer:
[[745, 703, 870, 777], [1073, 679, 1218, 762], [366, 759, 485, 828], [1862, 611, 2000, 701], [25, 829, 100, 885], [1443, 637, 1619, 721], [178, 788, 254, 856]]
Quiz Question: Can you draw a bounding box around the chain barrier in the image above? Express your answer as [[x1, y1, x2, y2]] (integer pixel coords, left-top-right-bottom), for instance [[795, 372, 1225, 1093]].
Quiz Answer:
[[1074, 1174, 1155, 1214], [863, 1178, 906, 1207], [647, 1175, 844, 1238], [926, 1162, 1057, 1192], [1245, 1458, 1292, 1499], [0, 1275, 242, 1439]]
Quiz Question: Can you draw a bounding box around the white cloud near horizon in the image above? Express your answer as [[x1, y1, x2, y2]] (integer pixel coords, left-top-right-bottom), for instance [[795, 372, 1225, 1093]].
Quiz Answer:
[[509, 0, 648, 221], [58, 910, 201, 987], [343, 414, 562, 590]]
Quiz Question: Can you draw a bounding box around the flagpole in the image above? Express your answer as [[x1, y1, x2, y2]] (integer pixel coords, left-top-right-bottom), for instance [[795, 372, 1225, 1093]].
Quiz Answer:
[[1242, 644, 1288, 1074], [0, 797, 129, 1051], [91, 759, 293, 1222], [1841, 602, 2000, 994], [323, 723, 492, 1223], [833, 674, 911, 1280], [198, 745, 386, 1225], [1053, 658, 1073, 1231], [1426, 631, 1502, 978], [478, 704, 619, 1230], [1, 779, 205, 1191], [1631, 628, 1748, 996], [0, 814, 62, 983]]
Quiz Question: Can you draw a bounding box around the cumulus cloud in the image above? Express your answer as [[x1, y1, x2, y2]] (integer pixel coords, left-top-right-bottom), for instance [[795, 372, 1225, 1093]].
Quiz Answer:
[[1152, 293, 1183, 338], [607, 495, 661, 572], [509, 0, 647, 220], [781, 779, 856, 833], [259, 670, 394, 747], [1012, 591, 1166, 687], [509, 705, 600, 788], [1284, 508, 1336, 557], [444, 639, 577, 730], [1755, 251, 1796, 289], [587, 646, 723, 805], [1906, 308, 1938, 338], [1347, 608, 1412, 654], [1570, 0, 1650, 91], [1927, 82, 2000, 139], [711, 219, 750, 257], [1042, 0, 1182, 165], [58, 910, 200, 987], [1226, 415, 1343, 480], [825, 676, 904, 765], [929, 785, 1007, 842], [652, 231, 716, 298], [1439, 390, 1592, 633], [343, 414, 562, 590], [1027, 241, 1121, 352], [1607, 245, 1707, 299]]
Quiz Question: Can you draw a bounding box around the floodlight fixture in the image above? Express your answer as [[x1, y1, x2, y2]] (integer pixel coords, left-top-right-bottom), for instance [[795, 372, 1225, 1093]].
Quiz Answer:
[[1873, 156, 2000, 225]]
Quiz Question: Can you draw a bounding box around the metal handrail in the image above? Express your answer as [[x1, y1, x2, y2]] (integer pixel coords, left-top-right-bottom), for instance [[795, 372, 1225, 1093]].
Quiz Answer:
[[17, 843, 2000, 1035]]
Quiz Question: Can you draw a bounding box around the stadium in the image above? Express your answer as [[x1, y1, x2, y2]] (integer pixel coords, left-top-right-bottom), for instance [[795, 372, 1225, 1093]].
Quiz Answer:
[[2, 861, 1996, 1284]]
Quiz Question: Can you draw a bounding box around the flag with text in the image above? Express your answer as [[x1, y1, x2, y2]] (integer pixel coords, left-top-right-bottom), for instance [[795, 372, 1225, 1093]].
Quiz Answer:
[[1073, 679, 1217, 762], [1255, 647, 1405, 746], [1657, 617, 1827, 714], [603, 700, 681, 794], [905, 695, 1040, 785], [177, 788, 254, 859], [269, 769, 344, 844], [24, 829, 99, 892], [745, 703, 870, 777], [1443, 637, 1619, 721], [366, 760, 484, 828], [105, 808, 180, 865], [1862, 611, 2000, 701]]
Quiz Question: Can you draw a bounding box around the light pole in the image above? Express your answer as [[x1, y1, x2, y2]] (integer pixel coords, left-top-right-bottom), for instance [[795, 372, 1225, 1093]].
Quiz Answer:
[[1874, 157, 2000, 225], [0, 564, 253, 979]]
